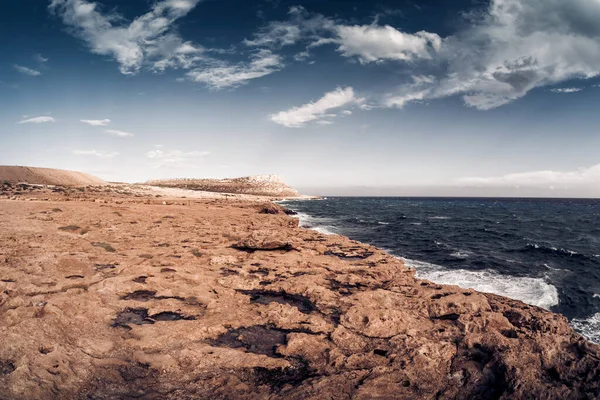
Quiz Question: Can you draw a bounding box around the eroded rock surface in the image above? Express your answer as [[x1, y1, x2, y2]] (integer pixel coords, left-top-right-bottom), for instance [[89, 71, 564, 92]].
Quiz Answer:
[[0, 192, 598, 399]]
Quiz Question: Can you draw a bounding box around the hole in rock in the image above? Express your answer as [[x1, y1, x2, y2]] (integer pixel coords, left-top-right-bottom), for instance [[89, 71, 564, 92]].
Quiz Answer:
[[112, 308, 154, 329], [254, 356, 312, 389], [373, 349, 388, 357], [0, 360, 16, 375], [152, 311, 196, 321], [207, 325, 314, 357], [237, 290, 315, 314]]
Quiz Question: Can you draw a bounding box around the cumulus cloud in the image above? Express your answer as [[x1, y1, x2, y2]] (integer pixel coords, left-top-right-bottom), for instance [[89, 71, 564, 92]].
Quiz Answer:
[[270, 86, 360, 128], [146, 148, 210, 168], [18, 116, 55, 124], [331, 25, 440, 63], [73, 149, 119, 158], [49, 0, 205, 75], [550, 88, 583, 93], [106, 129, 134, 137], [14, 65, 41, 76], [186, 49, 283, 89], [81, 118, 110, 126], [457, 164, 600, 188]]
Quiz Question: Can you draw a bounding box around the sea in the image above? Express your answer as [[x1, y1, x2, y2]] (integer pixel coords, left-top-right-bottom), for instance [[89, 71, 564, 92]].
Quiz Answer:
[[279, 197, 600, 344]]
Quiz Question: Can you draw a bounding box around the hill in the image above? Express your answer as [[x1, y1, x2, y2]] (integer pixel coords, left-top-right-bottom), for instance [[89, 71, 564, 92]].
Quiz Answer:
[[145, 174, 300, 197], [0, 166, 107, 186]]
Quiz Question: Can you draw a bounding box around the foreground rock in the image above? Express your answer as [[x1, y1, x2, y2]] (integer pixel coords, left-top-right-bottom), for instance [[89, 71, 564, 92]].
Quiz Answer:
[[0, 191, 598, 399]]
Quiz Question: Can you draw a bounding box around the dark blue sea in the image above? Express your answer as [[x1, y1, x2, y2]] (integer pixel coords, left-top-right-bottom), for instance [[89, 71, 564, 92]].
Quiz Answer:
[[279, 197, 600, 344]]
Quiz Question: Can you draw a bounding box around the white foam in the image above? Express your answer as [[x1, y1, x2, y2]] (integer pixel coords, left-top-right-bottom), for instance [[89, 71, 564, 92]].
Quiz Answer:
[[401, 257, 559, 310], [294, 212, 338, 235], [450, 250, 472, 259], [571, 313, 600, 345]]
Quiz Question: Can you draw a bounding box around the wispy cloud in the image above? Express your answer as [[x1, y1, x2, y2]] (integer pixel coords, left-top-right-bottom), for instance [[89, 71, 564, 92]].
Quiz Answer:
[[458, 164, 600, 188], [247, 2, 600, 111], [550, 88, 583, 93], [18, 116, 55, 124], [382, 0, 600, 110], [246, 6, 440, 64], [50, 0, 283, 88], [146, 148, 210, 168], [73, 149, 119, 158], [14, 64, 41, 76], [81, 119, 111, 126], [185, 49, 283, 89], [106, 129, 134, 137], [33, 54, 49, 63], [49, 0, 205, 75], [270, 86, 360, 128]]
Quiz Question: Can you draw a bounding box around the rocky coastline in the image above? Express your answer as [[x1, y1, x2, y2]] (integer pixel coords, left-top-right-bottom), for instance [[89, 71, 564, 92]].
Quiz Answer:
[[0, 183, 599, 399]]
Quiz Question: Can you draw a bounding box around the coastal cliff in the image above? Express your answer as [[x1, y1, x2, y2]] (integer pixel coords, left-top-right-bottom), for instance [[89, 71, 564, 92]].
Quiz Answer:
[[0, 184, 598, 399]]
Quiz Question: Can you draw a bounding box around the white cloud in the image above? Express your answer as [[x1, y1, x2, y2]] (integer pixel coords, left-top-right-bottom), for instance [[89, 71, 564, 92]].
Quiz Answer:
[[34, 54, 49, 63], [270, 86, 359, 128], [81, 118, 111, 126], [383, 90, 427, 108], [49, 0, 204, 75], [332, 25, 441, 64], [385, 0, 600, 110], [18, 116, 56, 124], [458, 164, 600, 188], [341, 110, 352, 115], [550, 87, 583, 93], [246, 6, 440, 64], [14, 65, 41, 76], [106, 129, 134, 137], [73, 149, 119, 158], [186, 50, 283, 89], [50, 0, 283, 88], [146, 148, 210, 168]]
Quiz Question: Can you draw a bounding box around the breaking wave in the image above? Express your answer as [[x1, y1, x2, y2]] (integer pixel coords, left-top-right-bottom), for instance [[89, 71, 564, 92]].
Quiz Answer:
[[571, 313, 600, 345], [402, 257, 559, 310]]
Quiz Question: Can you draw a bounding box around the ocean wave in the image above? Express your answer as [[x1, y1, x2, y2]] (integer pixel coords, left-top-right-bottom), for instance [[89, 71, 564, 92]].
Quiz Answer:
[[401, 257, 559, 310], [571, 313, 600, 344], [294, 212, 338, 235], [449, 250, 472, 259], [518, 243, 585, 258], [429, 216, 451, 220]]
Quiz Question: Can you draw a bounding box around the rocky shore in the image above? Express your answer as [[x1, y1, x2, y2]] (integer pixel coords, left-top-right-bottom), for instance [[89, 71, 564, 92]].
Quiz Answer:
[[0, 184, 599, 399]]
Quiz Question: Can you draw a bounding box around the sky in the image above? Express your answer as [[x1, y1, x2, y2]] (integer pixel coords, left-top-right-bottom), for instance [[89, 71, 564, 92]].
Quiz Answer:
[[2, 0, 600, 197]]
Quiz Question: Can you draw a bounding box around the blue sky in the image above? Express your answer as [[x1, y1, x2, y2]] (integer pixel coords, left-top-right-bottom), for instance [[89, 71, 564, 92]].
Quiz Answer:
[[2, 0, 600, 197]]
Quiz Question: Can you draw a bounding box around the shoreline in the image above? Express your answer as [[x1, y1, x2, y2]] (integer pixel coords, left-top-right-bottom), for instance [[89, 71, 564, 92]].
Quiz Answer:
[[0, 185, 599, 398], [284, 198, 600, 345]]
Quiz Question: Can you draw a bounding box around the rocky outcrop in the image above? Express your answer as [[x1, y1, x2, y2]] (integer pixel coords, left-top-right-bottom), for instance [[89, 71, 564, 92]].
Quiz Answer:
[[0, 166, 107, 186], [0, 190, 598, 399], [145, 174, 300, 197]]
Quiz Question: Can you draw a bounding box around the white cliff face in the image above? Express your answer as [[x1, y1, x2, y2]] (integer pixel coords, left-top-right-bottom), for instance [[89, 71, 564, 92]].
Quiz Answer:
[[145, 175, 300, 197]]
